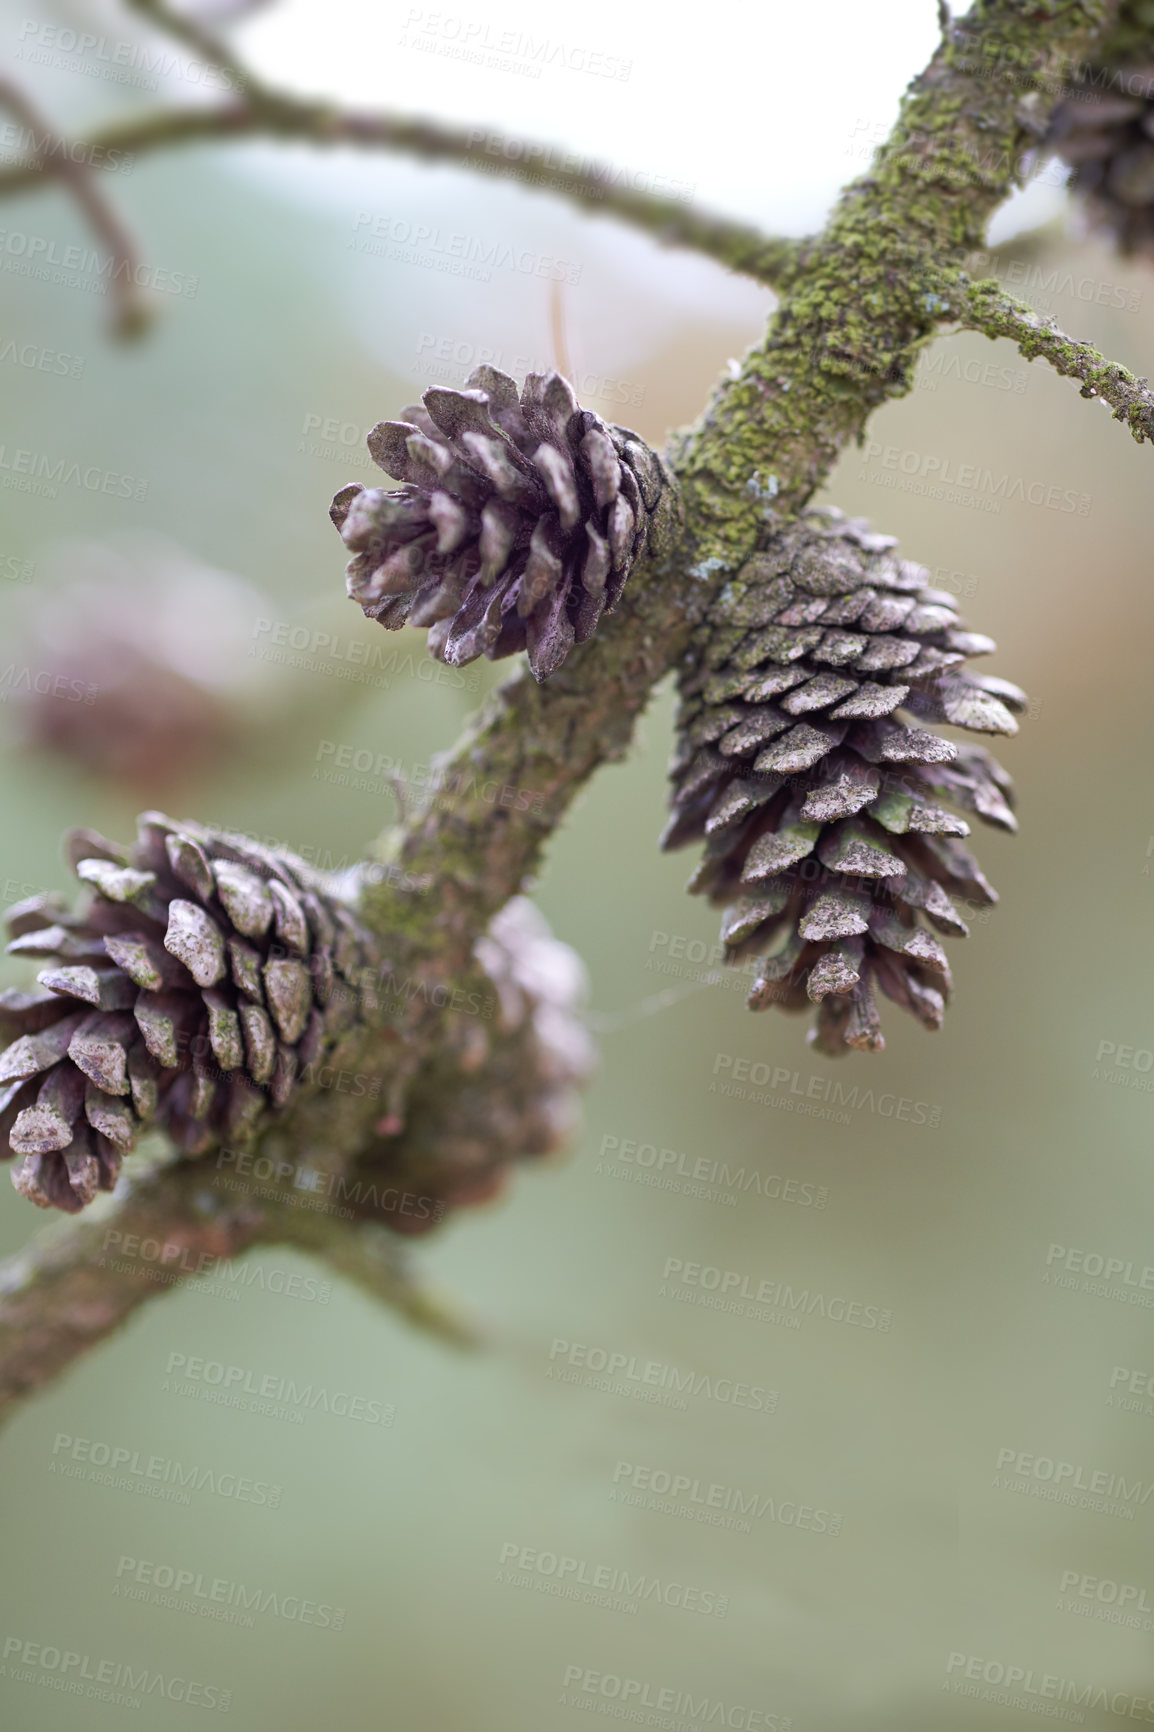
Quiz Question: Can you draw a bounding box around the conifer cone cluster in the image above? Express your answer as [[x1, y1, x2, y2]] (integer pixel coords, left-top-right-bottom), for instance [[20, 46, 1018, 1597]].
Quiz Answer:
[[331, 367, 664, 681], [0, 816, 379, 1212], [348, 899, 594, 1235], [663, 510, 1025, 1055], [1048, 70, 1154, 256]]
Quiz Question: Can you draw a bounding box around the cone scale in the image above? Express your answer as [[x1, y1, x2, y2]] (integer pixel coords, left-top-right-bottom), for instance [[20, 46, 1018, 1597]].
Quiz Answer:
[[1048, 69, 1154, 258]]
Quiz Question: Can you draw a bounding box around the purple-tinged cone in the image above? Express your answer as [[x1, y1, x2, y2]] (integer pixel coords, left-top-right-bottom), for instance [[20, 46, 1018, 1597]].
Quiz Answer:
[[0, 815, 379, 1212], [331, 367, 664, 681], [1047, 68, 1154, 258]]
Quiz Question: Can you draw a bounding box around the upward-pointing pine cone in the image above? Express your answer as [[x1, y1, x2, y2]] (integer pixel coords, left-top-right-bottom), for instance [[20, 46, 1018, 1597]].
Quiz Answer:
[[663, 509, 1025, 1056], [0, 816, 378, 1212], [330, 367, 665, 681], [1047, 69, 1154, 258]]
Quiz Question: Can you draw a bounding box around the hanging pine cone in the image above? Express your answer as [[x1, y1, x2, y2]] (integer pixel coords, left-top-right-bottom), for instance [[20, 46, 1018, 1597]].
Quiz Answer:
[[663, 509, 1025, 1056], [0, 816, 379, 1212], [330, 367, 665, 681], [1047, 69, 1154, 257]]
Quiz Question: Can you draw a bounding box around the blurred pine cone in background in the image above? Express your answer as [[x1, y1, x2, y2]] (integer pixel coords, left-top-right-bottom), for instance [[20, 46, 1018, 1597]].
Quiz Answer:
[[663, 510, 1024, 1056], [1048, 68, 1154, 256], [332, 367, 665, 681], [0, 815, 379, 1212], [345, 898, 594, 1235], [5, 537, 277, 797]]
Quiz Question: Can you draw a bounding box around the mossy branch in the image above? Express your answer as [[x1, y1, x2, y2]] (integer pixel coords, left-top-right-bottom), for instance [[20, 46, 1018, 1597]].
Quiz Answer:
[[0, 0, 1135, 1417], [956, 276, 1154, 440]]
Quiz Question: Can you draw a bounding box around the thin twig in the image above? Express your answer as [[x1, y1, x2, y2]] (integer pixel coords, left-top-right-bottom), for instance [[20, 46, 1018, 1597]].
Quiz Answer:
[[0, 94, 802, 291], [270, 1216, 480, 1348], [124, 0, 264, 97], [956, 276, 1154, 441], [0, 77, 152, 338]]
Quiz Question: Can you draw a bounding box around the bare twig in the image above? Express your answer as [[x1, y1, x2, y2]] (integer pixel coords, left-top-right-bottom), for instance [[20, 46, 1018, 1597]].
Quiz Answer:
[[0, 77, 151, 338], [0, 94, 802, 291], [124, 0, 266, 97], [270, 1216, 480, 1347]]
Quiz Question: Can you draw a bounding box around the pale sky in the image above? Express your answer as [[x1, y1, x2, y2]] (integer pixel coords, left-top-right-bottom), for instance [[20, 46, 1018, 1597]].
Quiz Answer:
[[233, 0, 1063, 238]]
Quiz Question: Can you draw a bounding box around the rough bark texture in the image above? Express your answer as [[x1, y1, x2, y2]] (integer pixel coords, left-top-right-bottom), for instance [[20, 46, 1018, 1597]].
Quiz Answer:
[[0, 0, 1142, 1420]]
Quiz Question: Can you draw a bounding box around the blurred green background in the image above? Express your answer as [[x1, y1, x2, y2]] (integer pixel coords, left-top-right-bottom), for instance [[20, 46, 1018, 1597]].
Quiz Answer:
[[2, 5, 1154, 1730]]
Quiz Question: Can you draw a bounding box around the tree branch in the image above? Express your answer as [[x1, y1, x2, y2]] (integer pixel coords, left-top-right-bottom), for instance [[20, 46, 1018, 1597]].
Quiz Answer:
[[0, 1156, 267, 1416], [955, 276, 1154, 440], [0, 1149, 474, 1422], [0, 92, 800, 289], [362, 0, 1126, 989], [0, 0, 1129, 1417], [0, 77, 151, 337], [124, 0, 263, 96]]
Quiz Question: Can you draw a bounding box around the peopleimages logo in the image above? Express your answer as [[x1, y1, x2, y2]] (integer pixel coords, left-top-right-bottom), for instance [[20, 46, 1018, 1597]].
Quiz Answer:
[[660, 1257, 893, 1332], [0, 444, 147, 500], [944, 1651, 1154, 1722], [547, 1337, 777, 1414], [858, 439, 1091, 515], [558, 1665, 791, 1729], [0, 1636, 231, 1712], [0, 230, 197, 298], [611, 1461, 843, 1537], [49, 1433, 283, 1508], [596, 1133, 828, 1210], [495, 1542, 728, 1617], [399, 11, 632, 81], [966, 248, 1143, 314], [95, 1230, 333, 1303], [1058, 1569, 1153, 1615], [462, 128, 687, 197], [113, 1556, 345, 1631], [0, 338, 85, 377], [162, 1353, 395, 1426], [0, 666, 97, 705], [15, 19, 241, 93], [993, 1447, 1154, 1519], [1044, 1242, 1154, 1297], [710, 1052, 941, 1127], [350, 212, 582, 284]]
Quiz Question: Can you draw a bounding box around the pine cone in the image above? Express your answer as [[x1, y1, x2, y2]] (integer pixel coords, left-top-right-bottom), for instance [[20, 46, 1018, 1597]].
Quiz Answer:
[[1047, 70, 1154, 257], [0, 815, 379, 1212], [8, 537, 281, 799], [330, 367, 665, 681], [347, 898, 594, 1234], [662, 510, 1025, 1056]]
